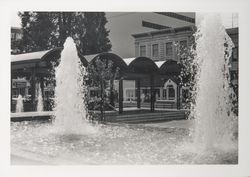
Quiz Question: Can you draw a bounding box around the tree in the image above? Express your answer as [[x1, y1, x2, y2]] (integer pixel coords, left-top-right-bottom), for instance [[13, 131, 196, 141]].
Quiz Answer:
[[177, 36, 198, 111], [18, 12, 112, 55], [87, 58, 120, 121], [18, 12, 55, 52], [77, 12, 112, 55], [178, 32, 238, 117]]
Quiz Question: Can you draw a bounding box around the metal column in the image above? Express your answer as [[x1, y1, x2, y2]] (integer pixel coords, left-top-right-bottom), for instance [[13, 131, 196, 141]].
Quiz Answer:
[[150, 75, 155, 112], [118, 79, 123, 114], [136, 79, 141, 108]]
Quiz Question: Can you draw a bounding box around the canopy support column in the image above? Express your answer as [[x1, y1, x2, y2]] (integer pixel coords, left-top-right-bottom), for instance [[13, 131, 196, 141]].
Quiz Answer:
[[177, 84, 181, 110], [39, 76, 45, 111], [30, 68, 36, 111], [150, 75, 155, 112], [118, 79, 123, 114], [110, 79, 115, 107], [136, 79, 141, 109]]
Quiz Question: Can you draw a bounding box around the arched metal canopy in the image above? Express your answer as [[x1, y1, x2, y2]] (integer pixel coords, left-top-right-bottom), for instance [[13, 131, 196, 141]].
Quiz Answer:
[[11, 48, 181, 75], [156, 59, 181, 74], [41, 47, 63, 60], [11, 48, 63, 71], [124, 57, 159, 73], [11, 47, 88, 70], [85, 52, 128, 71]]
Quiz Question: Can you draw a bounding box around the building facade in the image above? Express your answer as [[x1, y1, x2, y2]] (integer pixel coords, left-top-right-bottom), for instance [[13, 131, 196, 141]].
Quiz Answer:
[[106, 12, 195, 58], [10, 25, 238, 112], [126, 26, 239, 109], [132, 26, 195, 62], [121, 26, 195, 107]]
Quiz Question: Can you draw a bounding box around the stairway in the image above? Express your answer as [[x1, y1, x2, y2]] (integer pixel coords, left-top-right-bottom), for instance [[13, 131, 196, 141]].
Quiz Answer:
[[112, 111, 186, 124], [120, 102, 178, 109]]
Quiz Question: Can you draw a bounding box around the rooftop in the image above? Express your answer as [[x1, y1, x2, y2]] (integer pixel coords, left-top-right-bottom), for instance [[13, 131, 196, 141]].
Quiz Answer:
[[132, 25, 239, 38], [132, 25, 196, 38], [226, 27, 238, 35]]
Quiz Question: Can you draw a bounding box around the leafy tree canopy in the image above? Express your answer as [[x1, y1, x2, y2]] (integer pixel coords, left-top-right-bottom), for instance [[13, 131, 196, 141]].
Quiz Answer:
[[18, 12, 112, 55]]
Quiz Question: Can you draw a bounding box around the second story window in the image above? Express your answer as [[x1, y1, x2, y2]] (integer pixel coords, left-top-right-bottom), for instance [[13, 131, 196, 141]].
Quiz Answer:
[[152, 44, 159, 57], [140, 45, 146, 57], [165, 42, 173, 56]]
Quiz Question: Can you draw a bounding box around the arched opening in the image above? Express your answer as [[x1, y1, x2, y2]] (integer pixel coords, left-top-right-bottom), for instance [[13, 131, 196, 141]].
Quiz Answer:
[[162, 79, 177, 101], [127, 56, 158, 73], [158, 59, 181, 75]]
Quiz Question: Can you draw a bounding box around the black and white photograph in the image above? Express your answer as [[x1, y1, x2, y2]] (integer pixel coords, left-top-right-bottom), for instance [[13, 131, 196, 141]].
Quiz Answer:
[[10, 10, 239, 165], [1, 0, 250, 176]]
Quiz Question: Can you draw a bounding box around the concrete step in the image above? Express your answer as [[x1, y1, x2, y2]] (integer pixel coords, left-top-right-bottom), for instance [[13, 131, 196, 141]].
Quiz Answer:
[[114, 111, 186, 123], [116, 112, 185, 120], [115, 115, 185, 122], [116, 115, 185, 122], [118, 116, 184, 124]]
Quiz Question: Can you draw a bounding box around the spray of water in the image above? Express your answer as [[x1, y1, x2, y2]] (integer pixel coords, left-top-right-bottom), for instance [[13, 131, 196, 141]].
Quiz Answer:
[[192, 13, 237, 150], [15, 94, 24, 113], [53, 37, 94, 134], [37, 83, 44, 112]]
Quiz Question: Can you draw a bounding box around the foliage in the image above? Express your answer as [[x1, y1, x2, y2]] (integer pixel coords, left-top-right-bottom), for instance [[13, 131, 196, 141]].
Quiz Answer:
[[87, 58, 120, 121], [178, 31, 238, 117], [18, 12, 112, 55], [177, 36, 198, 110]]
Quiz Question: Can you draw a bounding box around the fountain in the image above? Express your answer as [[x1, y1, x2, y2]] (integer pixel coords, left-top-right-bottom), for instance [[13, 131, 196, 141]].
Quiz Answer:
[[37, 83, 44, 112], [191, 13, 237, 151], [15, 94, 24, 113], [10, 14, 238, 165], [53, 37, 94, 134]]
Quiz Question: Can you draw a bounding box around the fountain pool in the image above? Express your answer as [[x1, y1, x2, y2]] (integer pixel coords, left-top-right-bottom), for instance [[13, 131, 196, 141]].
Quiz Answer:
[[11, 120, 238, 165]]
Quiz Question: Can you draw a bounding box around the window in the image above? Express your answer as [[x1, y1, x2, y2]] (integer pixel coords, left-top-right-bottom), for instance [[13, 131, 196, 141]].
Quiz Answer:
[[140, 45, 146, 57], [163, 86, 175, 100], [155, 89, 160, 100], [167, 85, 175, 100], [12, 89, 18, 98], [152, 44, 159, 57], [165, 42, 173, 56], [163, 79, 176, 101], [232, 47, 238, 61], [125, 89, 136, 101]]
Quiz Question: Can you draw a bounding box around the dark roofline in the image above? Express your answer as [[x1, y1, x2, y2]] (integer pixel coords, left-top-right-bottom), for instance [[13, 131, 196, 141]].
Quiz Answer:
[[132, 25, 196, 38], [226, 27, 238, 35], [154, 12, 195, 24]]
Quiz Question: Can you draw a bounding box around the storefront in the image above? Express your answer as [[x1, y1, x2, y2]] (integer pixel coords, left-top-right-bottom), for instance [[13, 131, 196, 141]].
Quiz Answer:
[[11, 49, 183, 113]]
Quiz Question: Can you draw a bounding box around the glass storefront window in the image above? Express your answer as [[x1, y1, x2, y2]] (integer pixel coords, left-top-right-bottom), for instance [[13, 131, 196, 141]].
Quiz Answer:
[[167, 85, 175, 100], [125, 89, 136, 101]]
